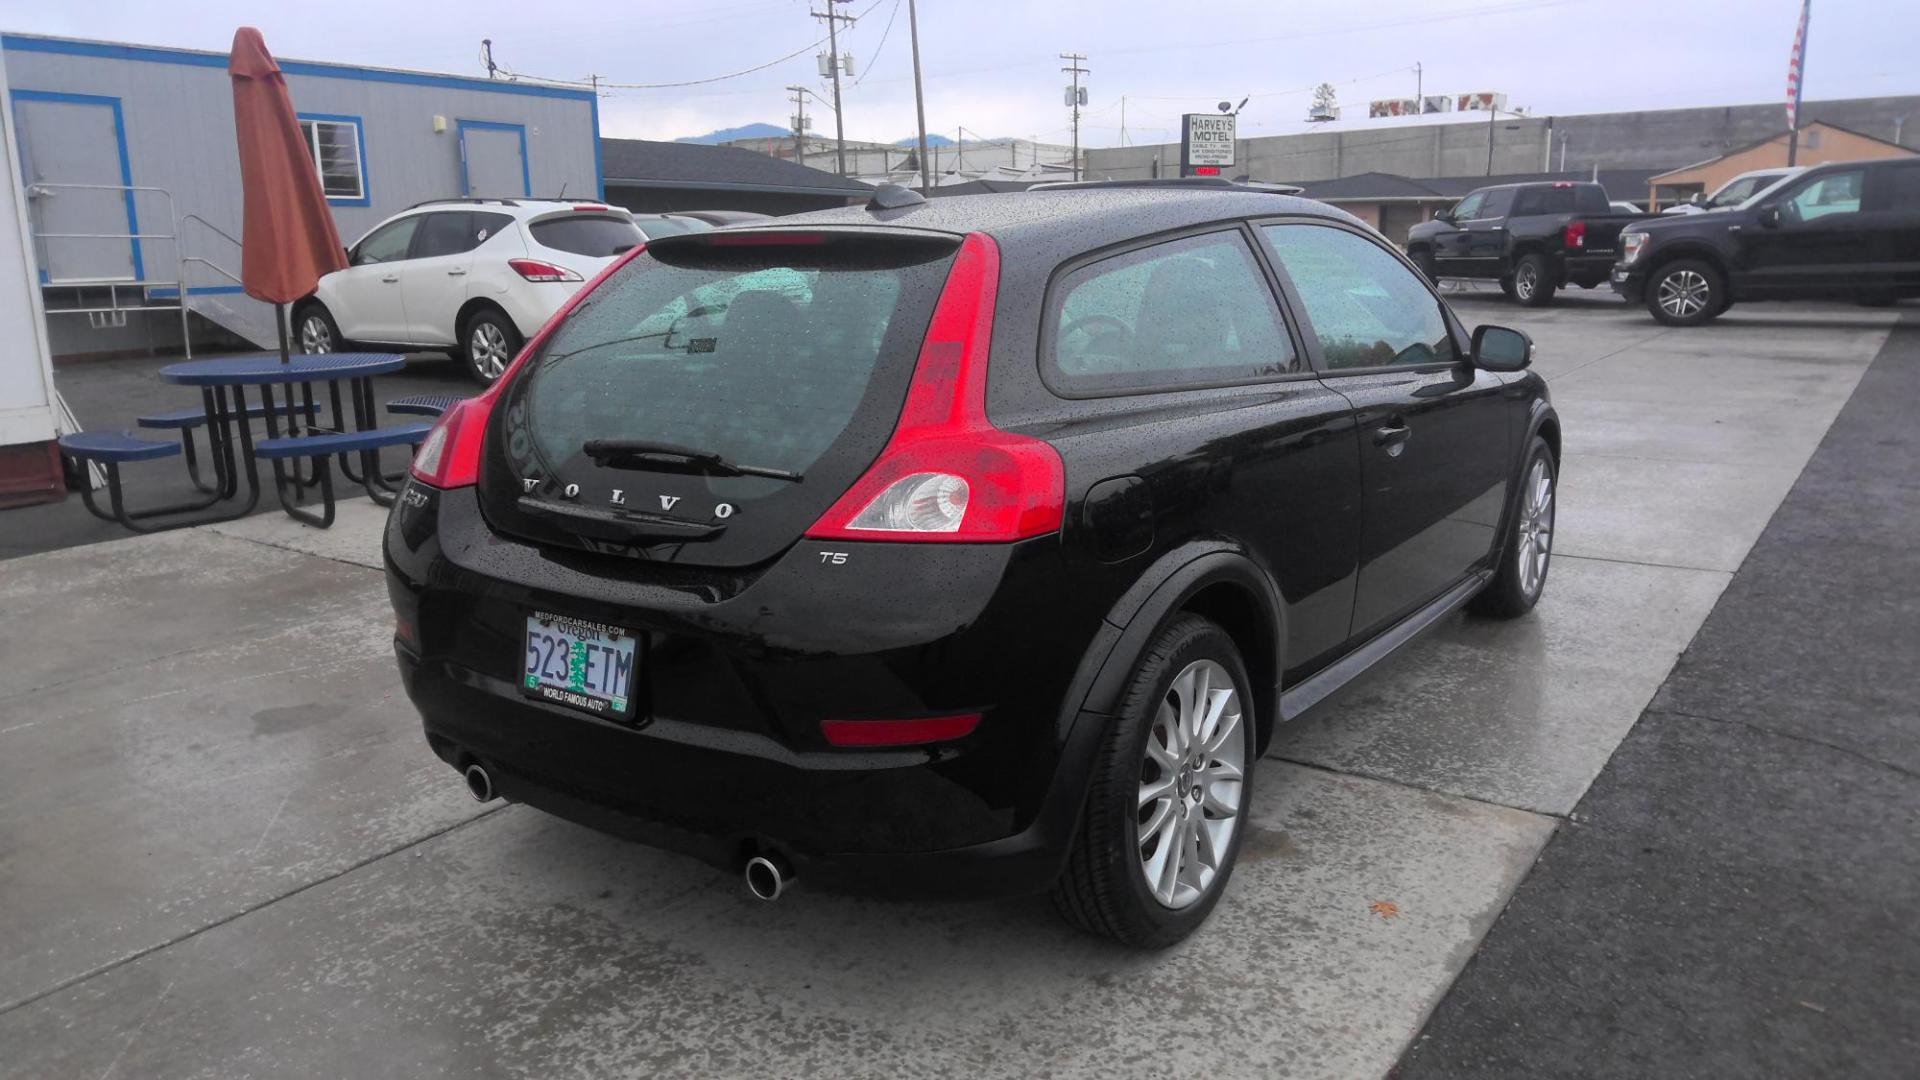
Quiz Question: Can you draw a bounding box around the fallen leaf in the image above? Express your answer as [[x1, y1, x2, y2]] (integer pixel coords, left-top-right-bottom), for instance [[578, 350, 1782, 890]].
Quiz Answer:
[[1370, 899, 1400, 920]]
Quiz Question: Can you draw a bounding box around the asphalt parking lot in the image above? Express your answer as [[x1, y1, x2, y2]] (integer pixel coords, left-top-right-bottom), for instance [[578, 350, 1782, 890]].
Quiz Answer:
[[0, 296, 1908, 1078]]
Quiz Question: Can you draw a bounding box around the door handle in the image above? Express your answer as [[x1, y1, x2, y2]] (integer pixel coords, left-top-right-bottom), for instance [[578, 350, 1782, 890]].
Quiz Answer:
[[380, 274, 399, 283], [1374, 422, 1412, 449], [446, 268, 467, 276]]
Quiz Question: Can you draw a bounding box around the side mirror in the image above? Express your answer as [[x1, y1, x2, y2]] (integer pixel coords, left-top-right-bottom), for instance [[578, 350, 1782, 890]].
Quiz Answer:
[[1433, 210, 1453, 224], [1472, 325, 1532, 372], [1689, 192, 1707, 206], [1758, 206, 1782, 229]]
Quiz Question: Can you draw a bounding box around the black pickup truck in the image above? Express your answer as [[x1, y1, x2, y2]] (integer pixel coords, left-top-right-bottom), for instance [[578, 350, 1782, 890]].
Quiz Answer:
[[1406, 181, 1651, 305]]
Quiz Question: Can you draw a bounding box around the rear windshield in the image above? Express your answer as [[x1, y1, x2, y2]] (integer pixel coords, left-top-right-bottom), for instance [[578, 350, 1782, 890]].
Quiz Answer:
[[507, 237, 957, 485], [530, 215, 645, 257], [635, 216, 713, 240]]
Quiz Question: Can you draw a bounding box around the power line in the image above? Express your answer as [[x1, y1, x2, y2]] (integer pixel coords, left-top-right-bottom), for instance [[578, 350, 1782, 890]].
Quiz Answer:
[[851, 0, 903, 87]]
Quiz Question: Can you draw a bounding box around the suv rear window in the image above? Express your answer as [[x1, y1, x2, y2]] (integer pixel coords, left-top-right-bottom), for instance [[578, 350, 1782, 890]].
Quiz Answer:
[[530, 215, 645, 257]]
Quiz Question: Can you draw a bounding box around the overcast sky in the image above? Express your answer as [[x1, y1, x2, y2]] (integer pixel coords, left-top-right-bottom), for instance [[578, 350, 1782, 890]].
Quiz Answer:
[[6, 0, 1914, 147]]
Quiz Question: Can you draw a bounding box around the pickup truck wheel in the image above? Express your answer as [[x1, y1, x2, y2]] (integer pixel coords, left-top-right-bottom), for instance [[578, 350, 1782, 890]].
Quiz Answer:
[[1646, 259, 1724, 327], [1512, 254, 1556, 307], [1499, 276, 1518, 300]]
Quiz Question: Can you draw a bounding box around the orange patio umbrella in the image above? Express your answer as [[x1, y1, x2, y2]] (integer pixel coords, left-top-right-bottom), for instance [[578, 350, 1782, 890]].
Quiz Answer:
[[228, 27, 346, 362]]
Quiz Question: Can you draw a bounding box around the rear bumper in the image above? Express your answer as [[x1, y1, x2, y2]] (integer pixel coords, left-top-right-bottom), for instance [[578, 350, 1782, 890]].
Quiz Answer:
[[400, 642, 1107, 898], [386, 484, 1114, 898]]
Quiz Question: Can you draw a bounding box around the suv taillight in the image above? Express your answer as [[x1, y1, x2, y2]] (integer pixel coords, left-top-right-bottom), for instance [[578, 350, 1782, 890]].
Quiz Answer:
[[806, 232, 1065, 543], [509, 258, 583, 283], [1564, 220, 1587, 249]]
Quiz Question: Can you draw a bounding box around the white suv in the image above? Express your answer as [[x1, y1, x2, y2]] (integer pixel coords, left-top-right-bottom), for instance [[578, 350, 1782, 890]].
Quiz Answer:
[[295, 199, 701, 384]]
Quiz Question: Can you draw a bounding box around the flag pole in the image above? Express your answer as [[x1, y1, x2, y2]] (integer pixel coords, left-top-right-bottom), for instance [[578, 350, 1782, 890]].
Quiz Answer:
[[1787, 0, 1811, 166]]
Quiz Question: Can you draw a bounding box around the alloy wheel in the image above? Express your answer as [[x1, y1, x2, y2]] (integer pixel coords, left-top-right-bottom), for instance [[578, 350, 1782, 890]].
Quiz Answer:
[[1657, 269, 1711, 318], [299, 316, 332, 354], [1515, 263, 1537, 301], [471, 322, 510, 379], [1517, 456, 1554, 598], [1137, 658, 1246, 909]]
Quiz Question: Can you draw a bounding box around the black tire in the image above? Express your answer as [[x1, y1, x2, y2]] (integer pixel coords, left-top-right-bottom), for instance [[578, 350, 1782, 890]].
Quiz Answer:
[[1511, 253, 1556, 307], [1410, 248, 1439, 285], [1499, 275, 1518, 300], [1644, 258, 1725, 327], [461, 307, 523, 386], [292, 302, 344, 355], [1051, 614, 1258, 948], [1472, 436, 1556, 617]]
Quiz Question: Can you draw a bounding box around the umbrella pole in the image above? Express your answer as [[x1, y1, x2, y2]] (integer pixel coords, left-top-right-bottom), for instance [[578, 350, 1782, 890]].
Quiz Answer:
[[276, 302, 290, 365]]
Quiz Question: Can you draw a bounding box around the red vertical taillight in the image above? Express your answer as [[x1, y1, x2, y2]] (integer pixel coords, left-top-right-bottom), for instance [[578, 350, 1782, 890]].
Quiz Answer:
[[1564, 220, 1587, 249], [805, 232, 1065, 543], [408, 243, 649, 490]]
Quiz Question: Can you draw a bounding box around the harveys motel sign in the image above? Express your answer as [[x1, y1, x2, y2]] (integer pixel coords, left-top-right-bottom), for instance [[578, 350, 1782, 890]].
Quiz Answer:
[[1181, 113, 1236, 177]]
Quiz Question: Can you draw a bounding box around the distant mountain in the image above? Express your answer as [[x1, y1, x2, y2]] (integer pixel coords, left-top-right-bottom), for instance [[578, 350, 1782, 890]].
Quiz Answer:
[[896, 134, 956, 147], [675, 123, 790, 145]]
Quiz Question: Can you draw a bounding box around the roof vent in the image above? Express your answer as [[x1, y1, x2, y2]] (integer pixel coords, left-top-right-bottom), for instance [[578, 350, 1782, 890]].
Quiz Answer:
[[867, 183, 927, 211]]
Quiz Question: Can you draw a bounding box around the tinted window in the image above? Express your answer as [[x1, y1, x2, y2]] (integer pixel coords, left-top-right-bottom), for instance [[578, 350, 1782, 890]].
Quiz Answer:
[[1514, 187, 1576, 216], [1575, 185, 1611, 215], [1478, 188, 1516, 218], [636, 216, 712, 240], [1449, 192, 1486, 220], [353, 216, 419, 265], [413, 212, 478, 258], [530, 215, 645, 257], [1261, 224, 1456, 371], [1045, 231, 1297, 394], [514, 241, 953, 480], [1784, 169, 1864, 221], [474, 211, 514, 247], [1881, 165, 1920, 210]]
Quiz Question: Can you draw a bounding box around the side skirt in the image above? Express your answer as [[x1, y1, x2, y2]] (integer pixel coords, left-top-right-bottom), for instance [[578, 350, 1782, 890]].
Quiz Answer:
[[1278, 569, 1492, 723]]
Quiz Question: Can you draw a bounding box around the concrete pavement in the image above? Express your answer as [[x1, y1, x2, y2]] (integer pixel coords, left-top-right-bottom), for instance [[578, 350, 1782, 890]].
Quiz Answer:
[[0, 299, 1901, 1077]]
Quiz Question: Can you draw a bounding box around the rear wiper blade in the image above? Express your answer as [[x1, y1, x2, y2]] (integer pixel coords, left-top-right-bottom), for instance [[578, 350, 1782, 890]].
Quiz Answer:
[[581, 438, 802, 482]]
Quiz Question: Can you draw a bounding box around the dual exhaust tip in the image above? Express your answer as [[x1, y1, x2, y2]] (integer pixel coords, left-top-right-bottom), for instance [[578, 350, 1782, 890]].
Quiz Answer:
[[457, 760, 794, 901]]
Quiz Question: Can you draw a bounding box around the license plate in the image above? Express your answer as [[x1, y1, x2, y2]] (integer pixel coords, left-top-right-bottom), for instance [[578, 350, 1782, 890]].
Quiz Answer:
[[521, 611, 639, 720]]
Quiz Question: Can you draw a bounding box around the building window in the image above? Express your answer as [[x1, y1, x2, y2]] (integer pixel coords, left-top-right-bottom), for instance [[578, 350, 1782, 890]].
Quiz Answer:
[[297, 117, 365, 201]]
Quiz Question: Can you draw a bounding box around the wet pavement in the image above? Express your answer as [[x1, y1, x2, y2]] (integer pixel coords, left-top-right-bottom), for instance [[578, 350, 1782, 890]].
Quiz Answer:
[[0, 299, 1905, 1077]]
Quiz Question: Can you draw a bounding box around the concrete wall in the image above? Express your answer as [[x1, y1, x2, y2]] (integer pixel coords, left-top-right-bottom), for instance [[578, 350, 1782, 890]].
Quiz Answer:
[[2, 34, 601, 358], [1084, 95, 1920, 185]]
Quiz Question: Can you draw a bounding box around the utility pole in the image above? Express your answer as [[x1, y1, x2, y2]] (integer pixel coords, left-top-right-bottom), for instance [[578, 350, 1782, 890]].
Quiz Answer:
[[1415, 61, 1422, 107], [907, 0, 931, 190], [814, 1, 856, 177], [481, 38, 498, 79], [1060, 52, 1088, 181], [788, 85, 811, 164], [1120, 96, 1128, 147]]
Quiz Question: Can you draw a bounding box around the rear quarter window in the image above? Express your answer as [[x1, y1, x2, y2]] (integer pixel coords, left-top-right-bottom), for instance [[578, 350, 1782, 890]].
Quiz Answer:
[[530, 215, 645, 257]]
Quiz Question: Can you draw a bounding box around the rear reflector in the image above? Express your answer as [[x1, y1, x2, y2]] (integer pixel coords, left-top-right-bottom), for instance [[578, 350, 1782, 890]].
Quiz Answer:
[[806, 232, 1066, 543], [509, 258, 583, 283], [821, 713, 982, 747]]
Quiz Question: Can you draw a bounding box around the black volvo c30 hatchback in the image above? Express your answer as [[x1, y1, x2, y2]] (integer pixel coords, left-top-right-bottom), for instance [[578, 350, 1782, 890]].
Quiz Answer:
[[387, 182, 1559, 946]]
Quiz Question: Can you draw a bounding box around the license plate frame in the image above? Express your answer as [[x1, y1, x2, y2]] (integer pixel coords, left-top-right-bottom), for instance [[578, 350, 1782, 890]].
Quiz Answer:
[[520, 610, 641, 721]]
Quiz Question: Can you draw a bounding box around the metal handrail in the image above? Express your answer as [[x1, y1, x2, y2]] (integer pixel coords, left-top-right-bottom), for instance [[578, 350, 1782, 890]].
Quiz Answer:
[[181, 256, 244, 284]]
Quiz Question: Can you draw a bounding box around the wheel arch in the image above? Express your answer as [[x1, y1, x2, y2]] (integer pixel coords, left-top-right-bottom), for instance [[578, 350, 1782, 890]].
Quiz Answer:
[[1643, 242, 1729, 281], [1072, 544, 1285, 756], [454, 296, 514, 341]]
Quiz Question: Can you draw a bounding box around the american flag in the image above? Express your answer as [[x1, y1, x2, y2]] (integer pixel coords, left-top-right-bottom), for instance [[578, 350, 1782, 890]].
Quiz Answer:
[[1785, 0, 1811, 130]]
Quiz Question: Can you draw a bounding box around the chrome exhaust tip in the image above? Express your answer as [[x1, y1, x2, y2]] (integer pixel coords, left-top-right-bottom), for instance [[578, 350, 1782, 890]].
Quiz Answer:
[[463, 762, 495, 803], [744, 854, 790, 902]]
